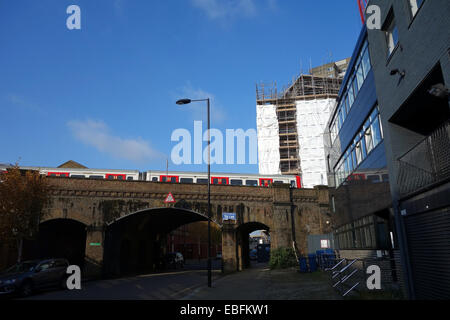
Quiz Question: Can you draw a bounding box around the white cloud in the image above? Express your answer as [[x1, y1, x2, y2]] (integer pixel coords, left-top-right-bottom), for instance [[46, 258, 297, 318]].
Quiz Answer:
[[6, 94, 42, 113], [190, 0, 258, 20], [67, 119, 165, 164]]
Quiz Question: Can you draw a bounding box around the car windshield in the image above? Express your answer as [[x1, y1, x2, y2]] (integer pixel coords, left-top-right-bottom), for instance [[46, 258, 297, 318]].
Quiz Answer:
[[4, 261, 38, 274]]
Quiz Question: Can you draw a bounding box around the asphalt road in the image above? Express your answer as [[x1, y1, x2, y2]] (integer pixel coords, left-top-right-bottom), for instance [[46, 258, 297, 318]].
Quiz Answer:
[[21, 259, 223, 300]]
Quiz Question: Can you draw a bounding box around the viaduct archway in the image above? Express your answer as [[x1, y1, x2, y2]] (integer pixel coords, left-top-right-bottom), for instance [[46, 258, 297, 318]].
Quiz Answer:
[[41, 177, 332, 278]]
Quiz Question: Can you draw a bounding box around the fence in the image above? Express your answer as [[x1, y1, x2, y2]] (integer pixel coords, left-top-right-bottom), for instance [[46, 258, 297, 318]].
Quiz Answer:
[[326, 257, 401, 297], [397, 120, 450, 196]]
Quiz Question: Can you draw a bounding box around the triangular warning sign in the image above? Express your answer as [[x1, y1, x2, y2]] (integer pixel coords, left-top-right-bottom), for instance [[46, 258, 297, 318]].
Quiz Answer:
[[164, 192, 176, 203]]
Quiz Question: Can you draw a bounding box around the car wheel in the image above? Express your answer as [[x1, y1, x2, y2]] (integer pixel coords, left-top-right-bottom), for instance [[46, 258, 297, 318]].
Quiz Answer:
[[20, 280, 33, 297]]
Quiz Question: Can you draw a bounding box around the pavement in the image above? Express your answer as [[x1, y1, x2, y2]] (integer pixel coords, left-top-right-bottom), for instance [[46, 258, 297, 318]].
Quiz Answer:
[[182, 262, 342, 300], [22, 269, 224, 300], [19, 261, 341, 300]]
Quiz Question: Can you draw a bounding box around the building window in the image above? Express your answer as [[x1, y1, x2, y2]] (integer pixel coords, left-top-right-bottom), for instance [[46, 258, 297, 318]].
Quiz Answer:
[[384, 11, 399, 57], [370, 109, 383, 146], [409, 0, 424, 18], [333, 106, 383, 188], [348, 83, 355, 106], [329, 40, 372, 142], [361, 48, 371, 79]]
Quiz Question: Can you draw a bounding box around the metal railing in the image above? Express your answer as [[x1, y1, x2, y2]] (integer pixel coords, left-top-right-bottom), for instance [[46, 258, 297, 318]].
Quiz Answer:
[[326, 256, 401, 297], [328, 259, 361, 297], [397, 120, 450, 196]]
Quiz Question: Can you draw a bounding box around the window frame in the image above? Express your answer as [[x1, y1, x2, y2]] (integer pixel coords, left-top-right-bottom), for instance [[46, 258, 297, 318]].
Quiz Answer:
[[383, 9, 399, 59]]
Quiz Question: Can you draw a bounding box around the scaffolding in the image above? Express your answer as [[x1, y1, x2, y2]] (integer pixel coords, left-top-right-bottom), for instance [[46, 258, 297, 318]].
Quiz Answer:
[[256, 72, 343, 177]]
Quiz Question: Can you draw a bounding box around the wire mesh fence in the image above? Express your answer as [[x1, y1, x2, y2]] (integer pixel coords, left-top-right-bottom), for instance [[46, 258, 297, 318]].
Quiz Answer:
[[397, 120, 450, 196]]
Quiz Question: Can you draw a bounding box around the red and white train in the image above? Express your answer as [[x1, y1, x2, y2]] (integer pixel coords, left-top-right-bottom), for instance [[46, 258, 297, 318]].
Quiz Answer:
[[0, 165, 302, 188]]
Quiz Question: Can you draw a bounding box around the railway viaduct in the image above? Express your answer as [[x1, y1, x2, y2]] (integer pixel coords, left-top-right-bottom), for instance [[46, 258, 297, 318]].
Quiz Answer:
[[40, 177, 332, 278]]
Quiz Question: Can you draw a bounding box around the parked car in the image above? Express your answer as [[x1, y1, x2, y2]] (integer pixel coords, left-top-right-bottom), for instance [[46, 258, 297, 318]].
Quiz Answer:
[[216, 253, 222, 260], [0, 258, 69, 297], [164, 252, 184, 269]]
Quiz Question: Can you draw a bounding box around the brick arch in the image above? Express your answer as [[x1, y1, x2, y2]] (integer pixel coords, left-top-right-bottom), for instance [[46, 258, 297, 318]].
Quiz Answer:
[[108, 206, 222, 229], [40, 213, 91, 227]]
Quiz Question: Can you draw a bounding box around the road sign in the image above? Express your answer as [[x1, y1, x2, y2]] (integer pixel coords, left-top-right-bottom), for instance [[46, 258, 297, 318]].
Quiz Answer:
[[164, 192, 176, 203], [223, 212, 236, 221], [89, 242, 101, 246]]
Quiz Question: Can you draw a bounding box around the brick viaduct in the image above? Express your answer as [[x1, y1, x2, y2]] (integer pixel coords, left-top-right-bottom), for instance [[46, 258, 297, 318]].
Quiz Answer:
[[42, 177, 332, 278]]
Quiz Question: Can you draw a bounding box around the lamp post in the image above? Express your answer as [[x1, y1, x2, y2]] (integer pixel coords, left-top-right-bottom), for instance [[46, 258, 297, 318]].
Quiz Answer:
[[176, 98, 212, 288]]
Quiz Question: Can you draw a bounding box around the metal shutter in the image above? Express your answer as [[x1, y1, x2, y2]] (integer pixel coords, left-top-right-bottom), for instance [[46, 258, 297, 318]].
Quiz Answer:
[[404, 207, 450, 299]]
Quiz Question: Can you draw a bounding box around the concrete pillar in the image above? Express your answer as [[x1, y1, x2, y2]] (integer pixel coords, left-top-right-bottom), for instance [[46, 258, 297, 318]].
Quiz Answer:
[[221, 223, 237, 273], [270, 203, 293, 250], [84, 226, 104, 279], [270, 183, 293, 250]]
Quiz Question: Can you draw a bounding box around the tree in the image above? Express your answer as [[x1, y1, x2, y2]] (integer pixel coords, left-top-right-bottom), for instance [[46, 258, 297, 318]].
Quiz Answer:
[[0, 165, 50, 263]]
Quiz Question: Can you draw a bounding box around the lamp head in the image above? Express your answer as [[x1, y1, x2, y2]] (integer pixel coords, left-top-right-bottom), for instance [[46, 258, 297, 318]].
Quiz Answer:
[[176, 99, 192, 105], [390, 69, 405, 77]]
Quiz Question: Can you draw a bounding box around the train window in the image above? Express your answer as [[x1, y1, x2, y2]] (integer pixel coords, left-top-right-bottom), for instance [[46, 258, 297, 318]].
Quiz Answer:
[[89, 175, 104, 179], [106, 174, 125, 180], [197, 178, 208, 184], [212, 177, 229, 185], [367, 175, 380, 183], [290, 180, 296, 188], [382, 174, 389, 182], [246, 180, 258, 186], [48, 172, 69, 177], [127, 176, 134, 181], [274, 181, 284, 184], [259, 178, 273, 187], [70, 175, 85, 179], [161, 176, 178, 183], [180, 178, 193, 184], [152, 177, 158, 182], [230, 179, 243, 186]]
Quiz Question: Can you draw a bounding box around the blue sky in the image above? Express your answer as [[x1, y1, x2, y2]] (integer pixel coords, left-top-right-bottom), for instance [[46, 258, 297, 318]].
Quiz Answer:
[[0, 0, 363, 174]]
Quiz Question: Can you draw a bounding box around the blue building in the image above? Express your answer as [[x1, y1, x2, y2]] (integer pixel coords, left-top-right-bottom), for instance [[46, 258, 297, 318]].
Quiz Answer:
[[323, 26, 401, 289]]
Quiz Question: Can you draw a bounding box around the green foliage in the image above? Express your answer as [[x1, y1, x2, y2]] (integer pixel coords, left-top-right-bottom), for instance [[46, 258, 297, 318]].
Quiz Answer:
[[269, 247, 298, 269]]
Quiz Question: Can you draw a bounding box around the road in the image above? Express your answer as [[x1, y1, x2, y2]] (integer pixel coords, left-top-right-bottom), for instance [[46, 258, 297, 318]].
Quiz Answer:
[[22, 259, 223, 300], [20, 260, 342, 300]]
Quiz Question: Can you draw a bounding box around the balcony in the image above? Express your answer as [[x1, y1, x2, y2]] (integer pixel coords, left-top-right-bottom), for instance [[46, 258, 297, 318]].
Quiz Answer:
[[397, 120, 450, 197]]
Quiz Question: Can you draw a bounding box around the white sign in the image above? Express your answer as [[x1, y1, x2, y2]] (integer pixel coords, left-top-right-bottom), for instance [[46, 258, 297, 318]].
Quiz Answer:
[[320, 239, 330, 249], [164, 192, 176, 203]]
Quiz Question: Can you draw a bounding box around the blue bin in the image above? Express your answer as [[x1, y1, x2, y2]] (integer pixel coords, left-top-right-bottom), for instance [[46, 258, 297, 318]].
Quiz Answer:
[[308, 254, 317, 272], [323, 249, 336, 269], [298, 257, 308, 273]]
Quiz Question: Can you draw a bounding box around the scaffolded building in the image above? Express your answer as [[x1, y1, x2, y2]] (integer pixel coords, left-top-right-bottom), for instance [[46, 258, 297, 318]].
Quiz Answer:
[[256, 60, 348, 188]]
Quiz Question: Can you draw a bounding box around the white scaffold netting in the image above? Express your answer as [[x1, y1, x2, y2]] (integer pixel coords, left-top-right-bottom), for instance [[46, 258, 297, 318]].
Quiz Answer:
[[296, 99, 335, 188], [257, 104, 281, 175]]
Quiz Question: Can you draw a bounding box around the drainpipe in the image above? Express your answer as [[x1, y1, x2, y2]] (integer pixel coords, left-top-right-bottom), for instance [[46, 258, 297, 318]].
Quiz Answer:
[[392, 197, 415, 299], [289, 187, 298, 255]]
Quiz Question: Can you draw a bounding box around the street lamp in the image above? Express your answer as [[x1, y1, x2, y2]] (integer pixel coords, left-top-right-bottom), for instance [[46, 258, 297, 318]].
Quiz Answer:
[[176, 98, 212, 288]]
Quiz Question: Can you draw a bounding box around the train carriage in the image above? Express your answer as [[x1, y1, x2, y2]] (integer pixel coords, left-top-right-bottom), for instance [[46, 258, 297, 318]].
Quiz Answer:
[[146, 170, 302, 188]]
